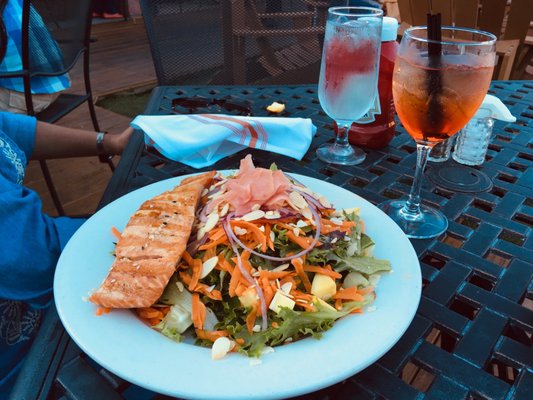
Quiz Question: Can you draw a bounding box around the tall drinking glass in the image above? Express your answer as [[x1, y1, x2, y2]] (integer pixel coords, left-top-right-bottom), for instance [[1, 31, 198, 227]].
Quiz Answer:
[[379, 27, 496, 239], [317, 7, 383, 165]]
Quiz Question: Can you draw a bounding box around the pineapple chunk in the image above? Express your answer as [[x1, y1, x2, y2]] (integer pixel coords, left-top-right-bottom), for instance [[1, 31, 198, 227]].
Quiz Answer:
[[269, 291, 295, 314], [238, 286, 259, 308], [311, 274, 336, 300]]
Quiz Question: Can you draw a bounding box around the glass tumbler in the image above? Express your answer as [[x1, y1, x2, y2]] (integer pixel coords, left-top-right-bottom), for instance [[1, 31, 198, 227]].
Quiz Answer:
[[452, 108, 494, 166]]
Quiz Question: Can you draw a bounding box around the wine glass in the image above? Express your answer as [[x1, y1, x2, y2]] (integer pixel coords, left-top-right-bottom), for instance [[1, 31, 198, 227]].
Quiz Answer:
[[379, 26, 496, 239], [317, 6, 383, 165]]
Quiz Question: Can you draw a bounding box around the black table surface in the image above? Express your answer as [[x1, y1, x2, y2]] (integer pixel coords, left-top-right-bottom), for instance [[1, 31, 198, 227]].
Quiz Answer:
[[12, 81, 532, 400]]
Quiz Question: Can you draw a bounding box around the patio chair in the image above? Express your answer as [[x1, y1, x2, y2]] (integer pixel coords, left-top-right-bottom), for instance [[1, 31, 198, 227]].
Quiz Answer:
[[0, 0, 111, 216], [139, 0, 324, 85], [225, 0, 326, 84], [396, 0, 531, 80]]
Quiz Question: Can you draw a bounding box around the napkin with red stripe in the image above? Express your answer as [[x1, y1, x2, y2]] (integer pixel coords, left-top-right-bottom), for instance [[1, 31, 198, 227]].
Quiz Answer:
[[130, 114, 317, 168]]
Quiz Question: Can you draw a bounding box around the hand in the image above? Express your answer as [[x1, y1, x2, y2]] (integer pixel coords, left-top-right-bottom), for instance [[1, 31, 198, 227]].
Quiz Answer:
[[104, 127, 134, 155]]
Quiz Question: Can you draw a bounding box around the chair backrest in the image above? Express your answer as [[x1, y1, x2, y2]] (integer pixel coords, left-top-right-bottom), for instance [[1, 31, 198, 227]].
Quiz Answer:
[[26, 0, 93, 75], [225, 0, 325, 84], [139, 0, 225, 86], [396, 0, 530, 80], [0, 0, 94, 115], [397, 0, 530, 43], [140, 0, 326, 85]]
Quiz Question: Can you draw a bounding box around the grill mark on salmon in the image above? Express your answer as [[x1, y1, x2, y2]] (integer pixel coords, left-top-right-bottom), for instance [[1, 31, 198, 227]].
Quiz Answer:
[[90, 171, 216, 309]]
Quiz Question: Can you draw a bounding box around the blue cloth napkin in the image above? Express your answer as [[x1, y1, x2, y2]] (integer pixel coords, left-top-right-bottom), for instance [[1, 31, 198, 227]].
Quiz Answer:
[[130, 114, 316, 169]]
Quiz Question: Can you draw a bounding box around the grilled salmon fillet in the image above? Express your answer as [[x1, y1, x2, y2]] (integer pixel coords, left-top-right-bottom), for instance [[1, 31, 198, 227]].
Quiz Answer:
[[90, 171, 216, 308]]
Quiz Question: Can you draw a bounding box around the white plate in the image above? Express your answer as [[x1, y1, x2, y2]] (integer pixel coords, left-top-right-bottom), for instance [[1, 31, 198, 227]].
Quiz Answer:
[[54, 172, 421, 400]]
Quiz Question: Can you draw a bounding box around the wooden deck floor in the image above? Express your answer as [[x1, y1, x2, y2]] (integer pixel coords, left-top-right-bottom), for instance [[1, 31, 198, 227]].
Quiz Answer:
[[23, 19, 157, 216]]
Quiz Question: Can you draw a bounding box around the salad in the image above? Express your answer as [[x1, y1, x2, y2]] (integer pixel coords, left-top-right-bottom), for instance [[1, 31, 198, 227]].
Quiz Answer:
[[134, 155, 391, 360]]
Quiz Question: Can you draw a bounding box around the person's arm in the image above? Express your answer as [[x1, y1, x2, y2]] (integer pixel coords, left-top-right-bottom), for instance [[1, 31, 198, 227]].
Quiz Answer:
[[31, 121, 133, 160]]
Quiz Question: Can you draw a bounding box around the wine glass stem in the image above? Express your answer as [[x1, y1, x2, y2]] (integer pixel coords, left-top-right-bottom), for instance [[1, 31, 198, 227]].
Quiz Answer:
[[403, 144, 432, 219], [335, 123, 352, 149]]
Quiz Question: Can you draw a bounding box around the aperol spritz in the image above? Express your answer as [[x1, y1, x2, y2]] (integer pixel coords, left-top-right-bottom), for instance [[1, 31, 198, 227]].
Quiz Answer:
[[379, 26, 496, 239]]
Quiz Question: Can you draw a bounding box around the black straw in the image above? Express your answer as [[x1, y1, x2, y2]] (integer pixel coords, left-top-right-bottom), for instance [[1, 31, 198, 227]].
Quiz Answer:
[[426, 13, 444, 140]]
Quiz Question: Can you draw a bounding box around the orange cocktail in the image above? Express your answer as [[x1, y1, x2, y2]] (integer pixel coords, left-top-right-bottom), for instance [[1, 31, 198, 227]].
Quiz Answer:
[[379, 26, 496, 239], [393, 59, 493, 144]]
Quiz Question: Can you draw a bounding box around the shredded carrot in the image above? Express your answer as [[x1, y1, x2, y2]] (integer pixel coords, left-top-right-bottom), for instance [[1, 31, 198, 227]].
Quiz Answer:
[[286, 230, 316, 250], [188, 259, 203, 291], [136, 307, 163, 319], [230, 220, 267, 252], [246, 302, 259, 334], [319, 219, 355, 234], [258, 270, 293, 280], [264, 224, 275, 251], [228, 259, 242, 297], [350, 308, 363, 314], [357, 286, 375, 295], [181, 251, 194, 267], [191, 293, 206, 330], [234, 282, 249, 297], [199, 235, 228, 250], [303, 265, 342, 279], [110, 226, 121, 241], [291, 258, 312, 293], [95, 307, 111, 316], [216, 257, 232, 273], [194, 284, 223, 301], [261, 276, 275, 307], [235, 338, 245, 345], [195, 329, 229, 342], [208, 227, 226, 241], [333, 287, 365, 302]]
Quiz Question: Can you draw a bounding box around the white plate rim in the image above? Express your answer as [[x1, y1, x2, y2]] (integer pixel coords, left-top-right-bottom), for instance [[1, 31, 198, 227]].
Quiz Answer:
[[54, 171, 421, 400]]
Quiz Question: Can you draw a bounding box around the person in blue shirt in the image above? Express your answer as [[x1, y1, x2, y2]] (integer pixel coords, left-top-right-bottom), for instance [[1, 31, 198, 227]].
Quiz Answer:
[[0, 111, 133, 397], [0, 0, 71, 114]]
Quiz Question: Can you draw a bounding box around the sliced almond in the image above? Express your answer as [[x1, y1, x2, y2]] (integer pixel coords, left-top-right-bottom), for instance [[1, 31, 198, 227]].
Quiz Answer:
[[301, 207, 313, 222], [295, 220, 308, 228], [272, 263, 290, 272], [234, 226, 248, 235], [201, 256, 219, 279], [219, 203, 229, 217], [289, 191, 307, 209], [318, 195, 331, 208], [258, 225, 265, 232], [264, 211, 281, 219], [241, 209, 265, 221], [212, 337, 232, 360], [251, 203, 261, 211], [204, 212, 220, 232], [269, 231, 276, 243], [280, 282, 293, 294], [197, 227, 206, 241], [329, 217, 343, 226]]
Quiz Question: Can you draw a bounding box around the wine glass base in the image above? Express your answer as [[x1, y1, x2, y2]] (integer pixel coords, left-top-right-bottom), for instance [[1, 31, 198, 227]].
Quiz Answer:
[[426, 162, 493, 193], [378, 199, 448, 239], [316, 143, 365, 165]]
